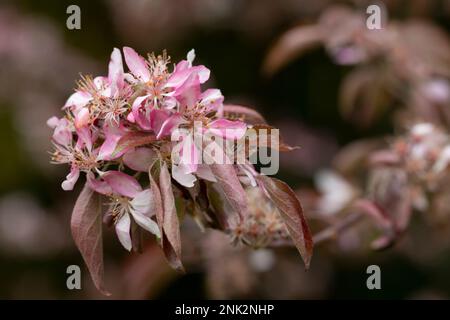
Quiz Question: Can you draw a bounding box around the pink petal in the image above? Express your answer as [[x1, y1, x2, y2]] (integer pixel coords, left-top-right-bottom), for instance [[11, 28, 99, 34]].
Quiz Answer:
[[74, 107, 90, 129], [172, 163, 196, 188], [174, 73, 201, 108], [131, 95, 152, 130], [103, 171, 142, 198], [200, 88, 224, 114], [123, 147, 156, 172], [123, 47, 150, 82], [156, 114, 184, 139], [75, 126, 93, 151], [179, 134, 200, 173], [52, 118, 72, 146], [47, 116, 60, 129], [166, 63, 210, 89], [126, 112, 135, 123], [63, 91, 92, 110], [86, 172, 113, 195], [208, 119, 247, 140], [97, 123, 127, 160], [149, 108, 170, 136], [194, 65, 210, 83], [108, 48, 125, 97], [115, 213, 132, 251], [61, 166, 80, 191]]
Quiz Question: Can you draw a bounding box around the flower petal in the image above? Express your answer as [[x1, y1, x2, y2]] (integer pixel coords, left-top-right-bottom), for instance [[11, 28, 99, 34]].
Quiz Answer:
[[130, 209, 161, 238], [173, 73, 201, 108], [123, 147, 156, 172], [74, 107, 90, 129], [115, 213, 132, 251], [130, 189, 152, 215], [97, 123, 127, 160], [166, 62, 210, 89], [156, 114, 184, 139], [131, 95, 152, 130], [208, 119, 247, 140], [103, 171, 142, 198], [52, 118, 72, 146], [200, 88, 224, 114], [47, 116, 60, 129], [63, 91, 92, 111], [75, 126, 93, 151], [172, 163, 196, 188], [61, 166, 80, 191], [86, 172, 113, 195], [108, 47, 125, 97], [123, 47, 150, 82]]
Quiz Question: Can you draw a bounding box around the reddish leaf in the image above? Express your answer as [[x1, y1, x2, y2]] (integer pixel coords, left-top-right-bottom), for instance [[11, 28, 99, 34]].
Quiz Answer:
[[206, 181, 234, 230], [257, 176, 313, 268], [149, 165, 164, 235], [71, 184, 110, 295], [222, 104, 267, 125], [210, 164, 247, 219], [159, 162, 184, 271], [149, 160, 184, 272]]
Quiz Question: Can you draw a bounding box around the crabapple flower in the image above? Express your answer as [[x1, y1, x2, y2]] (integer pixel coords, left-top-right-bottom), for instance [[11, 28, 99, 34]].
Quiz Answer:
[[48, 47, 312, 294]]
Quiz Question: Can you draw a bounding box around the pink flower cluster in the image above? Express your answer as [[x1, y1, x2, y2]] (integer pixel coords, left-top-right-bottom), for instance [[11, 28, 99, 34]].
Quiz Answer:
[[48, 47, 248, 250]]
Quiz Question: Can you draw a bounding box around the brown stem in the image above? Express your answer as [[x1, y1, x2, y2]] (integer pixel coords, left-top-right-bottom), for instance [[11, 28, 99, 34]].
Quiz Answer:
[[312, 211, 364, 245]]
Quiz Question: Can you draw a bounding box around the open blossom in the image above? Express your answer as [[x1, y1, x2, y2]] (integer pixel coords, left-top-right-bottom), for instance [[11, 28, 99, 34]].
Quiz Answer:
[[48, 47, 312, 294]]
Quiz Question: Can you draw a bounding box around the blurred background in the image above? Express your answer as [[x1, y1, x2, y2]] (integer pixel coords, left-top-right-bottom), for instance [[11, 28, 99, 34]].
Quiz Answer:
[[1, 0, 450, 299]]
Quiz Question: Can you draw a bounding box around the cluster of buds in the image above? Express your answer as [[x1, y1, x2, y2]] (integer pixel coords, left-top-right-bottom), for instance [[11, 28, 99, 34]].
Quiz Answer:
[[48, 47, 312, 294]]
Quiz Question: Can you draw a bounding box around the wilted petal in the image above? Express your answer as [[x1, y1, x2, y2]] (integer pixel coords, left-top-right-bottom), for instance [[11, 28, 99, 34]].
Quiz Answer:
[[123, 47, 150, 82], [108, 48, 125, 97], [103, 171, 142, 198], [115, 213, 132, 251], [208, 119, 247, 140], [123, 147, 156, 172], [61, 166, 80, 191]]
